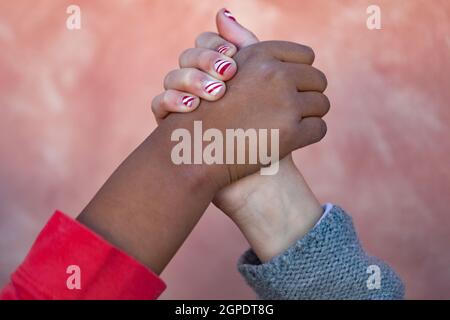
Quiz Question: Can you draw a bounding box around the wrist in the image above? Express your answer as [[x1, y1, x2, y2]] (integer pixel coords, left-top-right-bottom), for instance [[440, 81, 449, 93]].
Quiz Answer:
[[161, 113, 233, 192], [229, 156, 323, 262]]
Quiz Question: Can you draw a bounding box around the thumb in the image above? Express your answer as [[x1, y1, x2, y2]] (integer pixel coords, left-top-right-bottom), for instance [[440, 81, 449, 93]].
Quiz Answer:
[[216, 8, 259, 49]]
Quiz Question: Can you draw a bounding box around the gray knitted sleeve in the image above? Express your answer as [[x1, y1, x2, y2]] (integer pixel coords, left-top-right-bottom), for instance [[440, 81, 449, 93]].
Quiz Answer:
[[237, 205, 405, 300]]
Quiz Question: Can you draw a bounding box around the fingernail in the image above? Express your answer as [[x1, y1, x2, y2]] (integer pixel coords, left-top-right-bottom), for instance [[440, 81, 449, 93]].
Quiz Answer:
[[224, 9, 236, 21], [182, 96, 195, 108], [214, 59, 232, 76], [217, 45, 230, 55], [204, 81, 224, 96]]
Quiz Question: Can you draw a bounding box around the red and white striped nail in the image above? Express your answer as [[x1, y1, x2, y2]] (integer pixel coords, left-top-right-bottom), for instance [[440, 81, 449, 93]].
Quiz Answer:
[[224, 9, 236, 21], [214, 59, 232, 76], [182, 95, 195, 108], [217, 45, 230, 55], [204, 81, 224, 96]]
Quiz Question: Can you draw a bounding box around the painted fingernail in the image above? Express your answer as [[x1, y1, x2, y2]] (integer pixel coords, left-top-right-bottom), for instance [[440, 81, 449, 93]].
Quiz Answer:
[[224, 9, 236, 21], [204, 81, 224, 96], [214, 59, 232, 76], [217, 45, 230, 55], [182, 95, 195, 108]]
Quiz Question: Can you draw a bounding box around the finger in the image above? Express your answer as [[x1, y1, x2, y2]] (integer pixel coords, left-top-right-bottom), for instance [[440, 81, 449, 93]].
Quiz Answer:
[[295, 117, 328, 148], [216, 8, 259, 48], [286, 63, 328, 92], [164, 68, 226, 100], [297, 92, 331, 118], [179, 48, 237, 80], [257, 41, 315, 65], [195, 32, 237, 57], [151, 90, 199, 123]]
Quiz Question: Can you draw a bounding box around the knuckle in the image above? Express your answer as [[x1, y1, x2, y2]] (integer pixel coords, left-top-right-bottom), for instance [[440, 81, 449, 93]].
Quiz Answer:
[[288, 42, 315, 64], [255, 41, 275, 55], [315, 68, 328, 91], [163, 69, 177, 88], [302, 45, 315, 64], [195, 32, 217, 47], [179, 48, 193, 65], [239, 42, 265, 60], [259, 40, 279, 51], [321, 94, 331, 115], [257, 61, 283, 82], [316, 119, 328, 141], [151, 95, 161, 114], [199, 49, 215, 68], [160, 91, 171, 107]]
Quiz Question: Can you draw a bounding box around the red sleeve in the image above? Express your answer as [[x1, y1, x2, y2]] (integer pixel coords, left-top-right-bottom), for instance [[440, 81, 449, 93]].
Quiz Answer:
[[0, 211, 166, 300]]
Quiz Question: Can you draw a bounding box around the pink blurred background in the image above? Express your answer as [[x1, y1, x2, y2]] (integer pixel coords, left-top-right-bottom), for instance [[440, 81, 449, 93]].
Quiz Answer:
[[0, 0, 449, 299]]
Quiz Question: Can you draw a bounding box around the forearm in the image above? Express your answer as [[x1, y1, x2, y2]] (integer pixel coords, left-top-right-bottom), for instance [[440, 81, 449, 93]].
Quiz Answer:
[[228, 155, 322, 262], [77, 124, 219, 274]]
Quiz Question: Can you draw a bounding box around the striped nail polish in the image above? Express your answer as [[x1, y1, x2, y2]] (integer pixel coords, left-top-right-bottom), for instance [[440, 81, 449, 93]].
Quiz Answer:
[[182, 96, 195, 108], [224, 9, 236, 21], [217, 45, 230, 55], [204, 81, 224, 96], [214, 59, 232, 76]]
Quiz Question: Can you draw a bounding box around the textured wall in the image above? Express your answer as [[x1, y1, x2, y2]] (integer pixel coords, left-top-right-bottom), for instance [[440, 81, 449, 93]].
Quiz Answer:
[[0, 0, 449, 299]]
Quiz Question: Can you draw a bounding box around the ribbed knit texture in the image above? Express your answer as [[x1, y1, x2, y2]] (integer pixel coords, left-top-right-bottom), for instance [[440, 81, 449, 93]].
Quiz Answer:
[[238, 206, 404, 300]]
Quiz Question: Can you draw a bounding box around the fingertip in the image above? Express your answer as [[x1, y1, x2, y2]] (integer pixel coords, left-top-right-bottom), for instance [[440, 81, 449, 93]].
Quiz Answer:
[[216, 8, 259, 48], [203, 80, 226, 100], [213, 58, 237, 80], [180, 95, 199, 110], [188, 97, 201, 111], [151, 91, 169, 120], [223, 61, 237, 80], [221, 8, 237, 22], [216, 8, 234, 23], [216, 43, 237, 57], [216, 8, 236, 36]]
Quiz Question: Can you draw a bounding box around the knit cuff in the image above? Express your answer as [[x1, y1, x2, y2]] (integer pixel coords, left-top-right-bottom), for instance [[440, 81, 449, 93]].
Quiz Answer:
[[237, 205, 405, 300]]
